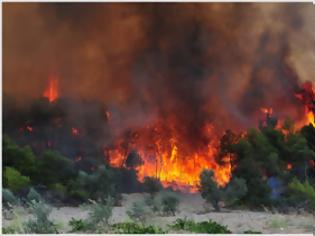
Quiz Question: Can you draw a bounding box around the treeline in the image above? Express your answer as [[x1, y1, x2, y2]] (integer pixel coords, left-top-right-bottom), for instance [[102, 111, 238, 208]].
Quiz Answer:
[[200, 118, 315, 212]]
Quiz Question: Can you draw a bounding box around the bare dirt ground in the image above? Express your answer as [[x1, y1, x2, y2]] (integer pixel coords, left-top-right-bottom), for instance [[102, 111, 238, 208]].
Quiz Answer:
[[3, 193, 315, 233]]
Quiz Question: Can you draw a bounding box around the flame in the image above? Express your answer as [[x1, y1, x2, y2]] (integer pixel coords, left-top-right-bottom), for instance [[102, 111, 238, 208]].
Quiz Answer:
[[43, 76, 59, 102], [71, 127, 80, 136], [106, 122, 231, 192], [26, 126, 33, 133], [287, 163, 293, 170]]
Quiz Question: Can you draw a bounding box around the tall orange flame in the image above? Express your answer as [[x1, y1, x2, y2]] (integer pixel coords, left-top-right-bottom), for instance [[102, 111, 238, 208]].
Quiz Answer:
[[43, 76, 59, 102]]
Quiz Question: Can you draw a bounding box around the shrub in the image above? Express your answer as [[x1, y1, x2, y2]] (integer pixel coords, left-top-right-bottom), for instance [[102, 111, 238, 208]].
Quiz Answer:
[[160, 192, 179, 216], [76, 166, 119, 201], [143, 177, 162, 196], [199, 169, 222, 211], [83, 197, 114, 232], [3, 136, 38, 178], [125, 150, 143, 169], [170, 218, 231, 233], [111, 222, 165, 234], [69, 218, 88, 232], [224, 177, 248, 207], [27, 187, 42, 202], [23, 200, 58, 233], [38, 150, 76, 186], [2, 188, 19, 206], [127, 201, 153, 223], [145, 195, 161, 213], [288, 178, 315, 211], [4, 167, 30, 193], [243, 230, 262, 234]]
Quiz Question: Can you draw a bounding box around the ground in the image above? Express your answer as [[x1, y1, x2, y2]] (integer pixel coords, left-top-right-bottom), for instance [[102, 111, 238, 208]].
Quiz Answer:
[[3, 193, 315, 233]]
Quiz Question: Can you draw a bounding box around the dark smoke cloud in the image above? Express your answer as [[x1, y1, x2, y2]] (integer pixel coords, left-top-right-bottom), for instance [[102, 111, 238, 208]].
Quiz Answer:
[[3, 3, 315, 139]]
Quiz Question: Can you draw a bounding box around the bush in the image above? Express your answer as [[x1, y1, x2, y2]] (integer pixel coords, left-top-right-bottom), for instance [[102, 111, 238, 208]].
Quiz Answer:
[[3, 136, 38, 178], [83, 197, 114, 232], [69, 218, 88, 232], [38, 150, 76, 186], [223, 177, 248, 207], [2, 188, 19, 206], [143, 177, 162, 196], [160, 192, 179, 216], [4, 167, 30, 193], [111, 222, 165, 234], [127, 201, 153, 223], [144, 195, 161, 213], [76, 166, 119, 201], [27, 187, 42, 202], [170, 218, 231, 233], [288, 178, 315, 211], [199, 169, 222, 211], [23, 200, 58, 233]]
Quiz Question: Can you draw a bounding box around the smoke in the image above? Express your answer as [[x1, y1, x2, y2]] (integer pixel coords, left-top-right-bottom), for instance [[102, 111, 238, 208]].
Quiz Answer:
[[3, 3, 315, 137]]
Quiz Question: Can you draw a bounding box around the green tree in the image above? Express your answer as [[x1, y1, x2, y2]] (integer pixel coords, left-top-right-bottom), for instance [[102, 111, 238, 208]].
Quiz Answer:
[[199, 169, 222, 211], [4, 167, 31, 193], [37, 150, 76, 186], [143, 177, 162, 196]]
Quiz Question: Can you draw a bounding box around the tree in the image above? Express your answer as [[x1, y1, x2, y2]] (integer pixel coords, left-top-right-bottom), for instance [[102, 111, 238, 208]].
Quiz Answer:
[[125, 150, 143, 169], [37, 150, 76, 186], [143, 177, 162, 196], [199, 169, 222, 211], [3, 136, 38, 179], [4, 167, 31, 193], [160, 192, 179, 216]]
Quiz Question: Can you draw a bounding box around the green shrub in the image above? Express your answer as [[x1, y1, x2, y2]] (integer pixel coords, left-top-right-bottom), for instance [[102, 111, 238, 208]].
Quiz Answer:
[[23, 200, 58, 233], [170, 218, 231, 233], [143, 177, 162, 196], [27, 187, 42, 202], [3, 136, 38, 178], [224, 177, 248, 206], [83, 197, 114, 232], [160, 192, 179, 216], [38, 150, 76, 186], [243, 230, 262, 234], [69, 218, 88, 232], [4, 167, 30, 192], [2, 188, 19, 206], [288, 178, 315, 211], [127, 201, 153, 223], [144, 195, 161, 213], [199, 169, 222, 211], [111, 222, 165, 234]]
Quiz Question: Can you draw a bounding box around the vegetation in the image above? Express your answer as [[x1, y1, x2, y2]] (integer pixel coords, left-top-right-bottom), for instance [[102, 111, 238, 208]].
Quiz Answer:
[[3, 167, 31, 193], [2, 188, 19, 206], [127, 201, 153, 223], [111, 222, 165, 234], [170, 218, 231, 233], [160, 191, 179, 216], [69, 218, 88, 232], [288, 178, 315, 211], [199, 170, 222, 211], [23, 200, 58, 233], [83, 197, 114, 232], [143, 177, 162, 196]]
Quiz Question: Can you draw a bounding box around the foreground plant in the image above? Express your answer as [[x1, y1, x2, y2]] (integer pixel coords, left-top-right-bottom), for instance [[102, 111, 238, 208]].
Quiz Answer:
[[170, 218, 231, 233], [23, 200, 58, 233], [111, 222, 165, 234]]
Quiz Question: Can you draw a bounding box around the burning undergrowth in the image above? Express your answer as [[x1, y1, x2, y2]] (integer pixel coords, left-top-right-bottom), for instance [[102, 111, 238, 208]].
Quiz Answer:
[[3, 3, 315, 192]]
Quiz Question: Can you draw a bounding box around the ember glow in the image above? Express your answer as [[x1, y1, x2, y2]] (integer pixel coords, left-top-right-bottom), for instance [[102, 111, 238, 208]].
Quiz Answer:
[[43, 76, 59, 103]]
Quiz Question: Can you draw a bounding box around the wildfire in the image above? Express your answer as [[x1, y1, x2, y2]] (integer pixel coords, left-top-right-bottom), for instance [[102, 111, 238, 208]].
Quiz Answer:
[[43, 76, 59, 103], [287, 163, 293, 170], [106, 122, 231, 192]]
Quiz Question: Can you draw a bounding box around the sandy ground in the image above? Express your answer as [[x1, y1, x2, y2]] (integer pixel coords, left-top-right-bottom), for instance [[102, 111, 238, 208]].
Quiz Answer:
[[3, 193, 315, 233]]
